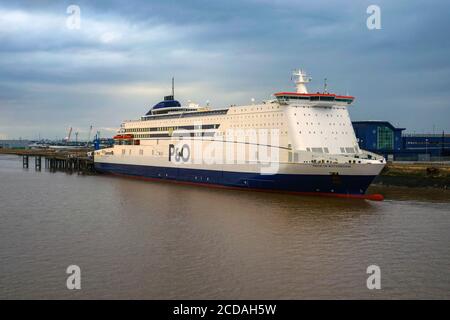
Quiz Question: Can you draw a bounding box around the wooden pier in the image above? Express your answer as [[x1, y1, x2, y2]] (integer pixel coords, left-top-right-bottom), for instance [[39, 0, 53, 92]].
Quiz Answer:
[[44, 155, 94, 172], [1, 148, 95, 174]]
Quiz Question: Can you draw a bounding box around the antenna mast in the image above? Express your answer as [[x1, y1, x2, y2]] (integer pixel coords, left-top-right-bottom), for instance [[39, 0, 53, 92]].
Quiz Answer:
[[292, 69, 311, 94], [172, 77, 174, 98]]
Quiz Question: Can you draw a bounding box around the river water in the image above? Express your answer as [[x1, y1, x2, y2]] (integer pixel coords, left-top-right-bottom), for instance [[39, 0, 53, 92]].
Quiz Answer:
[[0, 154, 449, 299]]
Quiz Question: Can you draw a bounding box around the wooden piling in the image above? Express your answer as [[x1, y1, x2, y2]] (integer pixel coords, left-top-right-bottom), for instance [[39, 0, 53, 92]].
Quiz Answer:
[[35, 156, 42, 170], [23, 155, 29, 168]]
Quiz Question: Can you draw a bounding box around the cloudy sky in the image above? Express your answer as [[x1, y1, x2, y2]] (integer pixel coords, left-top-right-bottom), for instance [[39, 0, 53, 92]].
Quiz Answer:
[[0, 0, 449, 140]]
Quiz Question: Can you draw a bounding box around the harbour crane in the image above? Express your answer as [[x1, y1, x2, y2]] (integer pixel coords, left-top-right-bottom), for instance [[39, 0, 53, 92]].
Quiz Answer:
[[64, 127, 73, 142], [87, 125, 93, 142], [85, 125, 93, 147]]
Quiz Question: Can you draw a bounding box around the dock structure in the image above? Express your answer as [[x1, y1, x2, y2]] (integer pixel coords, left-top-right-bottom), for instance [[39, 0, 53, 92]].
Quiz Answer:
[[44, 155, 94, 173], [0, 148, 95, 174]]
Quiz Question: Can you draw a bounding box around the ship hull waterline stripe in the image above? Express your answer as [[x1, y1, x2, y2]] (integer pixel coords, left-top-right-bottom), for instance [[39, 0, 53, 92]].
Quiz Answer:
[[94, 162, 383, 201]]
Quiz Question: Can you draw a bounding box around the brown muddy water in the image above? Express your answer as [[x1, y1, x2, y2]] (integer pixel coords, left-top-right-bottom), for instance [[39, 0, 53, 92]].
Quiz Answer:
[[0, 155, 449, 299]]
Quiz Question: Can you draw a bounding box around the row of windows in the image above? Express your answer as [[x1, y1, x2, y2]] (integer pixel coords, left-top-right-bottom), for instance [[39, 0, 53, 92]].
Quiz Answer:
[[136, 109, 285, 127], [308, 147, 330, 153], [278, 96, 310, 101], [131, 132, 216, 139], [290, 147, 356, 155], [232, 113, 284, 119], [299, 131, 350, 135], [120, 149, 162, 156], [230, 122, 284, 128], [127, 110, 286, 129], [141, 109, 228, 121], [232, 105, 281, 112], [295, 106, 346, 110], [133, 105, 346, 127], [125, 114, 351, 138], [124, 124, 219, 133], [286, 146, 358, 163], [294, 112, 345, 118], [277, 96, 353, 104], [406, 141, 450, 146], [341, 147, 356, 153], [298, 122, 349, 126]]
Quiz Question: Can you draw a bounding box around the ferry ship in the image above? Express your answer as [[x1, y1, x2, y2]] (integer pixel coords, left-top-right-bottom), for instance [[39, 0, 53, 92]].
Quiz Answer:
[[94, 69, 386, 200]]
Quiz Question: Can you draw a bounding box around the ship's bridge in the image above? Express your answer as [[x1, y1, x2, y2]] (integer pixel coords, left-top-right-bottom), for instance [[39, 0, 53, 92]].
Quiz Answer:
[[276, 69, 355, 107], [274, 92, 354, 107]]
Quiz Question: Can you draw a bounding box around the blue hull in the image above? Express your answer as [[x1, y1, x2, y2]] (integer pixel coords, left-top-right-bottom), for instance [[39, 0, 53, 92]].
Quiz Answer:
[[95, 162, 377, 196]]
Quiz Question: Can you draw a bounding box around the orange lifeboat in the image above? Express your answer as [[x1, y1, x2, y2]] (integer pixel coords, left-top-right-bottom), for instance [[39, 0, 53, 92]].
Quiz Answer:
[[113, 134, 134, 140]]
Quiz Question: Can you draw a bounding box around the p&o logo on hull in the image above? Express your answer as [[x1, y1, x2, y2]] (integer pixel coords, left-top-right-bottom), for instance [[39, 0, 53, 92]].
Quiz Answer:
[[169, 144, 191, 163]]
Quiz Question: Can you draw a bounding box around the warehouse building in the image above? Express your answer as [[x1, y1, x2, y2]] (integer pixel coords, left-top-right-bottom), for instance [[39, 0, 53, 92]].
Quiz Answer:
[[352, 121, 450, 161]]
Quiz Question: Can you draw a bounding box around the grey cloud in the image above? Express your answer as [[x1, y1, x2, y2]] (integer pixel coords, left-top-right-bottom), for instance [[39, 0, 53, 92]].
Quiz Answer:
[[0, 0, 449, 139]]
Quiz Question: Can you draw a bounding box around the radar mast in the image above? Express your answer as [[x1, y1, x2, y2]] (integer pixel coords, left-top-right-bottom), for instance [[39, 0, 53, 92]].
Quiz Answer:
[[292, 69, 311, 94]]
